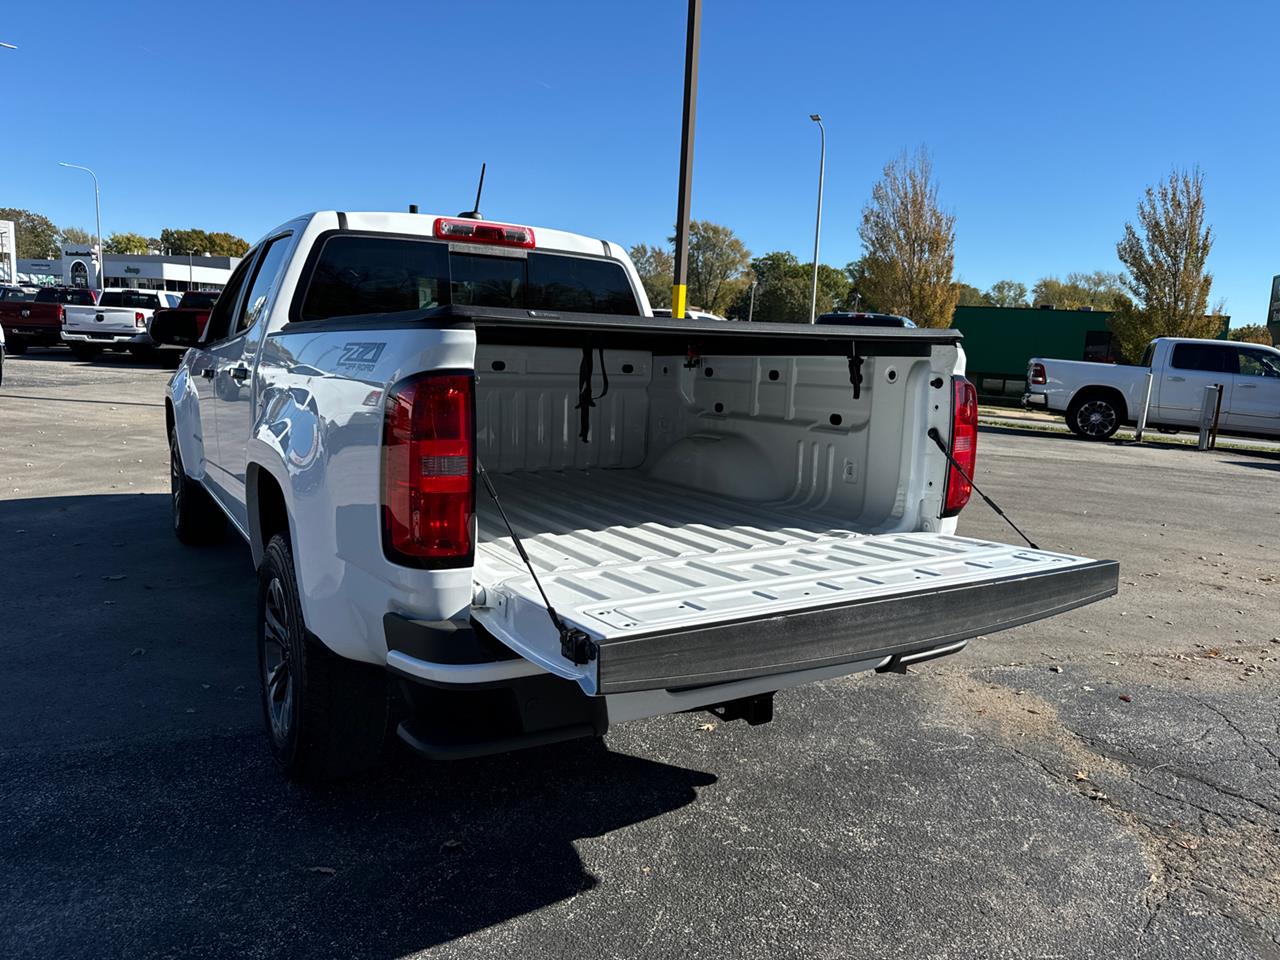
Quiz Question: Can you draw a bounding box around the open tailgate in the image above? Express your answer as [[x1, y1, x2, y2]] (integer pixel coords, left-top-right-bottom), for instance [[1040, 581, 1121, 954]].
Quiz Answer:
[[470, 475, 1118, 696]]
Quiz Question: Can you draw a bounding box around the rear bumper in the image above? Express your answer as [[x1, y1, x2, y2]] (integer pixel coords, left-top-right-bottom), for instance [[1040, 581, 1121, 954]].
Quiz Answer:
[[3, 325, 62, 345], [62, 330, 150, 346], [1021, 391, 1049, 408], [593, 559, 1120, 694]]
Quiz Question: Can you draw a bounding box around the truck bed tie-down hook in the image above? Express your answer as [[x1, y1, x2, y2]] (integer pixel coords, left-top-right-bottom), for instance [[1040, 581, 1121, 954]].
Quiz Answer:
[[848, 345, 864, 400], [476, 460, 598, 666]]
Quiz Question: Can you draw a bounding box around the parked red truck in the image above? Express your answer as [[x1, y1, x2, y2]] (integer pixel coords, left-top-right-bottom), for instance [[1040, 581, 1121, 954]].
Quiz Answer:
[[0, 286, 99, 353]]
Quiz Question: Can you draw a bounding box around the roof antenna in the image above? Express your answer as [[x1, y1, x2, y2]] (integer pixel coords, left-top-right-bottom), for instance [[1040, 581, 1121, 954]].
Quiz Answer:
[[457, 162, 486, 219]]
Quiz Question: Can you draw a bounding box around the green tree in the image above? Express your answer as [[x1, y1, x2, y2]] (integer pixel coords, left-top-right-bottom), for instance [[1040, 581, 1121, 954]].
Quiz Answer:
[[628, 242, 673, 308], [985, 279, 1028, 308], [0, 208, 61, 258], [670, 221, 750, 315], [60, 225, 95, 247], [955, 283, 990, 307], [857, 149, 959, 327], [1227, 324, 1272, 345], [1032, 271, 1124, 309], [206, 231, 250, 257], [843, 258, 880, 312], [103, 232, 152, 255], [1109, 168, 1222, 360], [159, 228, 248, 257], [732, 251, 809, 322]]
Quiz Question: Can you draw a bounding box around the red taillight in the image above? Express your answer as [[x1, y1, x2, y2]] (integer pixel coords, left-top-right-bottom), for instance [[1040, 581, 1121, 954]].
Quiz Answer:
[[433, 217, 536, 248], [1029, 362, 1047, 385], [942, 377, 978, 518], [134, 311, 146, 328], [382, 372, 475, 566], [58, 306, 66, 324]]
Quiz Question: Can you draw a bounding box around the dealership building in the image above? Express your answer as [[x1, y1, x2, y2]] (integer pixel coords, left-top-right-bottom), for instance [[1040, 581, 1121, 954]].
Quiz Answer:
[[15, 245, 240, 292]]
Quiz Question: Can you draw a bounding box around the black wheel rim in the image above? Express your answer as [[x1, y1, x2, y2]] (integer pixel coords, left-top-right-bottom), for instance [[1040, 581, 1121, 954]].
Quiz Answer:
[[1077, 400, 1116, 437], [262, 577, 294, 744], [170, 437, 182, 528]]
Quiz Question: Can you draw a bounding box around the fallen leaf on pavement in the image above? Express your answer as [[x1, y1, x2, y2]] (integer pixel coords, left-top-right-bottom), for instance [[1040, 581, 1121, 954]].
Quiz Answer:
[[308, 866, 336, 875], [1119, 694, 1133, 703]]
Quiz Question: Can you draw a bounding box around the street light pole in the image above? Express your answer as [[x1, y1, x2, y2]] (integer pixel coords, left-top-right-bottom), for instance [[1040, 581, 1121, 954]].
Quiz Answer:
[[808, 114, 825, 324], [747, 279, 758, 322], [671, 0, 701, 320], [58, 162, 102, 291]]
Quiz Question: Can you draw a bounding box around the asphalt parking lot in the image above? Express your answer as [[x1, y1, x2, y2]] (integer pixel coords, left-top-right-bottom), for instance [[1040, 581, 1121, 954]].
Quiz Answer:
[[2, 350, 1278, 960]]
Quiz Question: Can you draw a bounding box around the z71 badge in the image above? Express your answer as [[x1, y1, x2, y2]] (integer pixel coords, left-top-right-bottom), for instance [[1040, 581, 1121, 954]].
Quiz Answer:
[[337, 342, 386, 371]]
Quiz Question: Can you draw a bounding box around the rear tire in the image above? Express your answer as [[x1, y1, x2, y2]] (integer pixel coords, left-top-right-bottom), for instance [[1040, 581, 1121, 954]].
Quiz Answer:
[[258, 533, 388, 782], [169, 429, 224, 544], [69, 343, 102, 361], [1067, 393, 1122, 441]]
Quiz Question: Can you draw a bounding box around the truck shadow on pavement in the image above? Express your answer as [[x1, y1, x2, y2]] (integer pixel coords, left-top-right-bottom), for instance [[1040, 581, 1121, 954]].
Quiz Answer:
[[0, 494, 716, 959]]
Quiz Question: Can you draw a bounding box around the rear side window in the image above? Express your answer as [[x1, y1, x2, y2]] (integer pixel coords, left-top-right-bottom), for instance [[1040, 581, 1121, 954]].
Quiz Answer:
[[301, 236, 448, 321], [1170, 343, 1237, 374], [296, 235, 640, 321]]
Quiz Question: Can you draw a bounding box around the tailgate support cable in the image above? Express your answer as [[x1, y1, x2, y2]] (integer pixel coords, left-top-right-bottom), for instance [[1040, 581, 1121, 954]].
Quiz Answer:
[[926, 428, 1040, 550], [475, 460, 598, 666]]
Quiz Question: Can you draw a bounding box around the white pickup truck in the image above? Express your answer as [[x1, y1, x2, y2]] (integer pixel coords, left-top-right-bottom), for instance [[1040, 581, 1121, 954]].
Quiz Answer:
[[155, 211, 1119, 782], [1024, 337, 1280, 440], [62, 288, 182, 360]]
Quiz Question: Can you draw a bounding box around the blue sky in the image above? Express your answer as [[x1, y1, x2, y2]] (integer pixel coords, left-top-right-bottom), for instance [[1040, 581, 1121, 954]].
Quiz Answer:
[[3, 0, 1276, 324]]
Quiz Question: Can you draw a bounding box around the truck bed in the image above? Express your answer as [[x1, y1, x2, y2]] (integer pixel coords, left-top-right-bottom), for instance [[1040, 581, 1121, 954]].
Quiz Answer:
[[472, 470, 1116, 692]]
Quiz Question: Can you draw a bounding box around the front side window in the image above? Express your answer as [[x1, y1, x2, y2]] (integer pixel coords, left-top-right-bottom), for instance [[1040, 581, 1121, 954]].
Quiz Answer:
[[204, 252, 256, 342], [234, 236, 291, 336]]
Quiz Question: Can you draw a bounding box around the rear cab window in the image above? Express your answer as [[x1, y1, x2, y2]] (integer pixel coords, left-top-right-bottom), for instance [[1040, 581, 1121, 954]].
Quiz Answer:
[[295, 233, 640, 322]]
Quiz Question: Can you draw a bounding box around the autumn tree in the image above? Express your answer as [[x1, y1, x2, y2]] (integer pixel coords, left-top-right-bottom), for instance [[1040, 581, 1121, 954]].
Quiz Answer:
[[104, 232, 152, 255], [857, 149, 958, 327], [0, 208, 61, 258], [160, 228, 250, 257], [628, 242, 673, 308], [1227, 324, 1272, 345], [1109, 168, 1222, 360]]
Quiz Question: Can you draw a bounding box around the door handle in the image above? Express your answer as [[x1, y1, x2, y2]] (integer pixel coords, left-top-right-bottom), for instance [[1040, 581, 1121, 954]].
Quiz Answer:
[[1238, 383, 1256, 389], [1166, 375, 1185, 382], [201, 368, 214, 380], [229, 366, 250, 382]]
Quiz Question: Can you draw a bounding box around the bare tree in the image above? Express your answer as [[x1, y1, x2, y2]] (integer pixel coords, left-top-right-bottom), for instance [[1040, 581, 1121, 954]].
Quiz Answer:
[[1110, 168, 1222, 359], [857, 149, 959, 328]]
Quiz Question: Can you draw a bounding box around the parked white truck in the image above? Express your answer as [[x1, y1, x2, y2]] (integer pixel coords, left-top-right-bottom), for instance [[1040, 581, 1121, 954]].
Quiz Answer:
[[1024, 337, 1280, 440], [156, 211, 1119, 781], [62, 288, 182, 360]]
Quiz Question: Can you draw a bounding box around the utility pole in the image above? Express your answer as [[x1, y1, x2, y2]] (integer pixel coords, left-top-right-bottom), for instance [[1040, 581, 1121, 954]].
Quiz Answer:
[[671, 0, 701, 320], [808, 114, 826, 323], [747, 279, 758, 322], [58, 162, 103, 291]]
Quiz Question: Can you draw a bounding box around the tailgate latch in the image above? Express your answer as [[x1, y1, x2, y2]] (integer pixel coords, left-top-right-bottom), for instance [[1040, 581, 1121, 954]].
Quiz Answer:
[[560, 627, 598, 666]]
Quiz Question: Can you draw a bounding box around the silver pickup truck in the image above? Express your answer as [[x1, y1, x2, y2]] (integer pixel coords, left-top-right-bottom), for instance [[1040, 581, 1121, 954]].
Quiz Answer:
[[62, 288, 181, 360], [154, 210, 1120, 783]]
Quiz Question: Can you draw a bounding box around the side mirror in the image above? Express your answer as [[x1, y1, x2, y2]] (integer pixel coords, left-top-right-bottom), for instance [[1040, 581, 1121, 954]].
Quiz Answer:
[[149, 312, 201, 347]]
